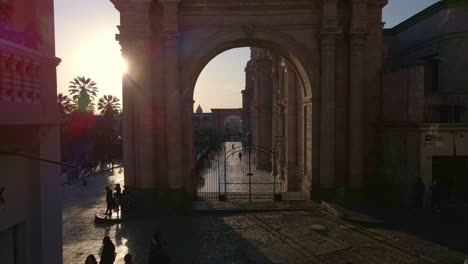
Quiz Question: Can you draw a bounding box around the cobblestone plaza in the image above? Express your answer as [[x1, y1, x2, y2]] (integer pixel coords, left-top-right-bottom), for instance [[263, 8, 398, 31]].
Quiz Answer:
[[63, 170, 468, 264]]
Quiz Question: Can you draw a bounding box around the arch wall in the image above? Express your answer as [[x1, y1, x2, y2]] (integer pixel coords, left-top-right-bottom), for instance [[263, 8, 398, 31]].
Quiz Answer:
[[111, 0, 388, 198]]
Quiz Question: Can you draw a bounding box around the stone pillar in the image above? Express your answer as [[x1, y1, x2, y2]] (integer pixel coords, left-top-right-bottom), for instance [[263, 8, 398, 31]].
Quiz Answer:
[[320, 0, 340, 189], [256, 57, 273, 150], [182, 98, 195, 195], [118, 0, 155, 188], [278, 59, 286, 182], [39, 126, 62, 263], [271, 55, 280, 176], [285, 64, 298, 190], [349, 0, 368, 188], [161, 0, 184, 191]]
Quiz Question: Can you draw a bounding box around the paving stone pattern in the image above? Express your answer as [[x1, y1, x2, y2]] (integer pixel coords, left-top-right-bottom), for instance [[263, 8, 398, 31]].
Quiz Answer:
[[63, 169, 468, 263]]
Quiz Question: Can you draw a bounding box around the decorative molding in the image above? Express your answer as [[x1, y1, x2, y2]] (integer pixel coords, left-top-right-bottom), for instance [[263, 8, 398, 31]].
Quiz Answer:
[[180, 0, 314, 8]]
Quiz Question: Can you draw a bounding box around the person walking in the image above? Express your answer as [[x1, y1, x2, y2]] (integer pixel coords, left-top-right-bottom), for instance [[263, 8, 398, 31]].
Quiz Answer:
[[100, 236, 116, 264], [412, 177, 425, 209], [105, 187, 113, 215], [148, 232, 170, 264], [114, 184, 122, 214], [85, 254, 97, 264], [431, 181, 441, 212]]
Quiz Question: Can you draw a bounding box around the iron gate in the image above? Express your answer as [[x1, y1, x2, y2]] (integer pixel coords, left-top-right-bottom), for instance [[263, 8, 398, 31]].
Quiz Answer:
[[220, 142, 279, 201], [195, 141, 306, 201]]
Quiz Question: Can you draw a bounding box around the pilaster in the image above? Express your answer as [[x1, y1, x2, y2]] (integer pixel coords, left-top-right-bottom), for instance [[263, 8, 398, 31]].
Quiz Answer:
[[285, 64, 298, 190], [161, 0, 184, 190], [349, 0, 368, 188], [271, 55, 280, 177], [116, 0, 155, 188], [319, 0, 341, 189]]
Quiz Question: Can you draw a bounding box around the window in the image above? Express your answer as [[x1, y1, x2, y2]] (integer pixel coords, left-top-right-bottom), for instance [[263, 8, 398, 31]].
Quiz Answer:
[[424, 58, 440, 92]]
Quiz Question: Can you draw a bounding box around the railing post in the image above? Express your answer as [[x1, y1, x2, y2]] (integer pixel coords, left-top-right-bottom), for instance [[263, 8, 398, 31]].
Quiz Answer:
[[218, 149, 220, 200], [224, 142, 227, 197], [248, 131, 252, 202]]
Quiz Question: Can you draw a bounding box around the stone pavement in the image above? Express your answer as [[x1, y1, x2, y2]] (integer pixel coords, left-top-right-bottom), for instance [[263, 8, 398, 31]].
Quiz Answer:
[[63, 169, 468, 264]]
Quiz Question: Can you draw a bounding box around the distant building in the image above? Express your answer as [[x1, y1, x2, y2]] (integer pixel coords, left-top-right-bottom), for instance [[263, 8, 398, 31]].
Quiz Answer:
[[193, 105, 214, 131], [381, 0, 468, 206], [0, 0, 62, 263]]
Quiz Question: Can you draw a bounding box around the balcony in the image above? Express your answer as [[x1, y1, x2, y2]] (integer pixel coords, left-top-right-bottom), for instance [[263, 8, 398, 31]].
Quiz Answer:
[[0, 38, 60, 151]]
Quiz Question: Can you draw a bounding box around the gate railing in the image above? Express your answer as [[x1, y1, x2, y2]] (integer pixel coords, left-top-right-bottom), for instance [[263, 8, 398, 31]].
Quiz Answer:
[[194, 141, 307, 201]]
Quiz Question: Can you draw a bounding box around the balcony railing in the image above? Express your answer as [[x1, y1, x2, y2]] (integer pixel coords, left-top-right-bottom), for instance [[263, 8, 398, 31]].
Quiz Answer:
[[0, 38, 42, 104]]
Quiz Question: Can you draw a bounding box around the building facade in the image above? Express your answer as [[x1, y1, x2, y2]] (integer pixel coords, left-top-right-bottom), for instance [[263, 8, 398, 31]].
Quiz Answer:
[[0, 0, 62, 263], [381, 0, 468, 205]]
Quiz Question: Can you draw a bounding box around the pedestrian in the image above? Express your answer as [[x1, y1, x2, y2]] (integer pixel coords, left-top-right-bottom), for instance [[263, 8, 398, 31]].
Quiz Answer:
[[148, 232, 170, 264], [124, 254, 134, 264], [238, 151, 243, 161], [412, 177, 425, 209], [114, 184, 122, 215], [431, 181, 441, 211], [105, 186, 113, 215], [85, 254, 97, 264], [100, 236, 116, 264]]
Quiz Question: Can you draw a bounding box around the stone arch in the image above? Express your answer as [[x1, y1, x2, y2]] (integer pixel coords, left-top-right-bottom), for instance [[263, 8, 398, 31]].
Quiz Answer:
[[180, 28, 318, 101], [112, 0, 388, 198]]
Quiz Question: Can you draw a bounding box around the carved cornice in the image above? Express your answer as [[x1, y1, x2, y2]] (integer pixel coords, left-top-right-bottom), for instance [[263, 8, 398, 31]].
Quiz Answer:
[[367, 0, 388, 8], [110, 0, 131, 11], [180, 0, 314, 8]]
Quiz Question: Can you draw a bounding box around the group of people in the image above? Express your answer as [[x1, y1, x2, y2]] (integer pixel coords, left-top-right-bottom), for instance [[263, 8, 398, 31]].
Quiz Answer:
[[105, 183, 132, 216], [84, 233, 170, 264]]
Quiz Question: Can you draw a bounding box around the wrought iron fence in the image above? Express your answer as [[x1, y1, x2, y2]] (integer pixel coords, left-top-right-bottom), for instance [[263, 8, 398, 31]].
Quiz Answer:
[[194, 140, 307, 201]]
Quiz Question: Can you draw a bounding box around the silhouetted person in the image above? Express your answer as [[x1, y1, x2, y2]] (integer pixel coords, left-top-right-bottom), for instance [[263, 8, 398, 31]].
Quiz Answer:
[[100, 236, 116, 264], [412, 177, 425, 209], [85, 254, 97, 264], [124, 254, 133, 264], [148, 232, 170, 264], [431, 181, 441, 211], [105, 187, 113, 215]]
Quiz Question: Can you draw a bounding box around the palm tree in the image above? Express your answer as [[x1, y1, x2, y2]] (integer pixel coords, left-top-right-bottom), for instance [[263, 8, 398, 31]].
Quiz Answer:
[[68, 76, 98, 112], [57, 93, 73, 116], [97, 95, 121, 117]]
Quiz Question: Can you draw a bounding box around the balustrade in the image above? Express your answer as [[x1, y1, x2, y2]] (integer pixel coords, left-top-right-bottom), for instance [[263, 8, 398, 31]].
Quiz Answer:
[[0, 40, 42, 104]]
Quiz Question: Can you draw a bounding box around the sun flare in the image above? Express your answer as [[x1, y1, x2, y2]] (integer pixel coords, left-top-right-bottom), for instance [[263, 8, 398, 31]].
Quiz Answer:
[[119, 57, 128, 74]]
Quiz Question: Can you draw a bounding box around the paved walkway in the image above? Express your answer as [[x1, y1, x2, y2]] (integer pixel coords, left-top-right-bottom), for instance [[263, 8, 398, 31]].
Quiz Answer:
[[63, 169, 468, 264]]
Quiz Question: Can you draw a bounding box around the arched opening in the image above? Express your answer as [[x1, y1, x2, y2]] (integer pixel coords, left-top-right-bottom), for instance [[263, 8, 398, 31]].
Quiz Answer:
[[190, 45, 313, 201]]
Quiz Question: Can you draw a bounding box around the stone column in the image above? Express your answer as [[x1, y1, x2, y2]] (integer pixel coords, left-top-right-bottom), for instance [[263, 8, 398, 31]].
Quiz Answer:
[[271, 56, 280, 176], [349, 0, 368, 188], [256, 57, 273, 150], [320, 0, 340, 189], [161, 0, 184, 191], [278, 59, 286, 182], [118, 0, 155, 188], [182, 98, 195, 195], [285, 64, 298, 190]]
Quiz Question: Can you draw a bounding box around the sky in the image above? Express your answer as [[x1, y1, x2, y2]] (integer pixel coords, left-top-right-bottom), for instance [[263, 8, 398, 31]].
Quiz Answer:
[[54, 0, 439, 112]]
